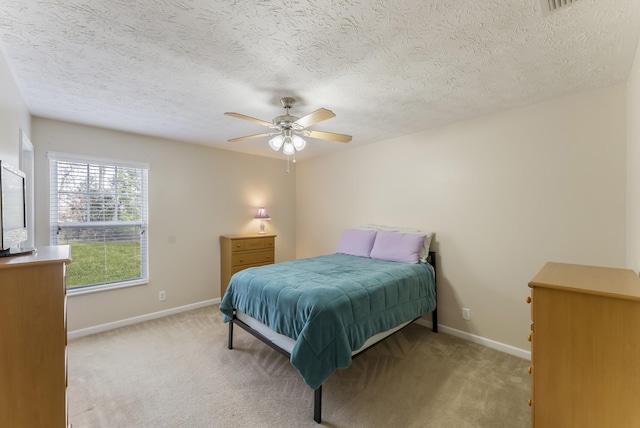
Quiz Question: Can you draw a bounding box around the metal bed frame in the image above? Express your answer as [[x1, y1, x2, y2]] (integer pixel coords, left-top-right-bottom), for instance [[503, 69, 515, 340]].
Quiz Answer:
[[227, 251, 438, 423]]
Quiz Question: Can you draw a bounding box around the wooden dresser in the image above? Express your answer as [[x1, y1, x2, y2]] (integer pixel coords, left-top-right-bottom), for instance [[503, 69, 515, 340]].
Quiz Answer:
[[0, 246, 72, 428], [527, 262, 640, 427], [220, 234, 275, 297]]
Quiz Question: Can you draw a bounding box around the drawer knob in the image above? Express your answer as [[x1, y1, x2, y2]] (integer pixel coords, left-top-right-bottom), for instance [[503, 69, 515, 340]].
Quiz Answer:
[[239, 259, 244, 263], [527, 366, 532, 375], [526, 296, 532, 304], [528, 399, 533, 407], [527, 334, 532, 342], [266, 255, 271, 259]]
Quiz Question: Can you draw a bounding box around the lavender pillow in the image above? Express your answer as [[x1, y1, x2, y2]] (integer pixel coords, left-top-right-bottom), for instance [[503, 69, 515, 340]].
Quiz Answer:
[[336, 229, 378, 258], [370, 231, 426, 263]]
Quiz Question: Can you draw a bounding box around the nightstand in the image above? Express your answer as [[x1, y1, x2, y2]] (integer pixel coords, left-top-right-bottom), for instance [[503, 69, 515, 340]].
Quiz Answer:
[[220, 234, 276, 297]]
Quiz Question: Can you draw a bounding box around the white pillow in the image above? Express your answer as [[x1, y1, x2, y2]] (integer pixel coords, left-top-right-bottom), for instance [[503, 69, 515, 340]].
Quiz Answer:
[[358, 223, 433, 263]]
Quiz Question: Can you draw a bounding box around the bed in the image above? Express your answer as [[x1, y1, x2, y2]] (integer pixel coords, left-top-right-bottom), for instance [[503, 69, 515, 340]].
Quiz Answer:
[[219, 228, 437, 423]]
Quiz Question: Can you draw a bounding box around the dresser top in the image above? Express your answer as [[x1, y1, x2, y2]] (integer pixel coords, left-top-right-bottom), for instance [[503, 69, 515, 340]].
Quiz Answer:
[[529, 262, 640, 301], [0, 245, 71, 270], [220, 234, 276, 239]]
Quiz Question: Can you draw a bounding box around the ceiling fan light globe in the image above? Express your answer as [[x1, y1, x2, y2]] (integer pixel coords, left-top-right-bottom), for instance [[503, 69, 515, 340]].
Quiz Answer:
[[292, 135, 306, 151], [269, 135, 284, 151], [282, 141, 295, 156]]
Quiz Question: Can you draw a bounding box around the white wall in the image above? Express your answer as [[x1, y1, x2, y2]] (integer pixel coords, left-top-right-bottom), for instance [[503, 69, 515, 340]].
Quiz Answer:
[[296, 85, 627, 352], [627, 38, 640, 272], [0, 46, 30, 165], [32, 118, 296, 332]]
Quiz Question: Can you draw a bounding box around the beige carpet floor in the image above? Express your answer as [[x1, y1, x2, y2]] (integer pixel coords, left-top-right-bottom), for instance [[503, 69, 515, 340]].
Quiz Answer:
[[67, 306, 531, 427]]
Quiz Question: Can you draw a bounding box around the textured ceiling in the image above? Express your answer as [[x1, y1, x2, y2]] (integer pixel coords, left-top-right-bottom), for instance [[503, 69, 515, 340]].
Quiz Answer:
[[0, 0, 639, 161]]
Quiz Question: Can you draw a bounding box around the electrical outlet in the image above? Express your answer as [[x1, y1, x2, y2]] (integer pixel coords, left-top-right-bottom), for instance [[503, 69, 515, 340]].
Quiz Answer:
[[159, 291, 166, 301], [462, 307, 471, 320]]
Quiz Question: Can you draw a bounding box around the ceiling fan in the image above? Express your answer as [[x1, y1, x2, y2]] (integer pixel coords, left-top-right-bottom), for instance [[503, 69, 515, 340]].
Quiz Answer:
[[224, 97, 352, 157]]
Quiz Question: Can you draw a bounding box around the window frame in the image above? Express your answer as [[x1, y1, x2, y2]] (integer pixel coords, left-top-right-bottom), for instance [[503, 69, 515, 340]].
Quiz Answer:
[[48, 151, 149, 294]]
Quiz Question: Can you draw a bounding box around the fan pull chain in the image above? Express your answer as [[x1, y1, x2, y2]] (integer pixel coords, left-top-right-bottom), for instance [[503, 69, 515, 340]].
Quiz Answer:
[[286, 152, 297, 173]]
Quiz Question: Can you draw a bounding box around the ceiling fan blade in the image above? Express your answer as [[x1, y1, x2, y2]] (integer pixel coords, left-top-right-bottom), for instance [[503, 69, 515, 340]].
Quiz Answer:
[[305, 130, 352, 143], [228, 133, 271, 143], [294, 108, 336, 128], [224, 112, 273, 128]]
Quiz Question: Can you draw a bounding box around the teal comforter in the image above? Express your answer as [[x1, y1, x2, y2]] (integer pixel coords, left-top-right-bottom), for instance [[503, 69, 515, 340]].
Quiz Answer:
[[219, 253, 436, 390]]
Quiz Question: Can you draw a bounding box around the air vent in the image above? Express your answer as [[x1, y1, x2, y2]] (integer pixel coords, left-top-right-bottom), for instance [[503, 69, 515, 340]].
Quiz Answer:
[[539, 0, 578, 15]]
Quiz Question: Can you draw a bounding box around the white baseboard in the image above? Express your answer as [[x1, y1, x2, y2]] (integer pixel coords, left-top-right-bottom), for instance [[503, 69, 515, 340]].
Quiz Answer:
[[415, 318, 531, 361], [67, 298, 221, 340]]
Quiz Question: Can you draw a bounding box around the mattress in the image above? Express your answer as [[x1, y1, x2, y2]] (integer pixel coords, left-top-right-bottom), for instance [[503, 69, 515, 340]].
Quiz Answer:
[[236, 310, 412, 356]]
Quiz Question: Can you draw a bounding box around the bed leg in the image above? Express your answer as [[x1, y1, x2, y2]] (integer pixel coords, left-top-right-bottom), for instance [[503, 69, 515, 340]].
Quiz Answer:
[[428, 250, 438, 333], [314, 386, 322, 424], [432, 309, 438, 333], [228, 320, 234, 350]]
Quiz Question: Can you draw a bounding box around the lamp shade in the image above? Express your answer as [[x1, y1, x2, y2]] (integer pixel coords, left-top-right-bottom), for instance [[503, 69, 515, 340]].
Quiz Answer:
[[255, 207, 270, 220], [269, 135, 284, 151], [292, 134, 306, 151], [282, 141, 295, 156]]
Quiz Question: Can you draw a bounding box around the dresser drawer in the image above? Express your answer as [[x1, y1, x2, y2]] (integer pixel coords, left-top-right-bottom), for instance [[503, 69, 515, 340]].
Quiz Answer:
[[231, 262, 271, 275], [232, 249, 273, 266], [232, 237, 275, 252]]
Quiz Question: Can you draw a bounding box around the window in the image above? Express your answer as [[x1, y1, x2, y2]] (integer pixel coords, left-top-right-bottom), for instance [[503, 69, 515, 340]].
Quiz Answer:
[[49, 152, 149, 292]]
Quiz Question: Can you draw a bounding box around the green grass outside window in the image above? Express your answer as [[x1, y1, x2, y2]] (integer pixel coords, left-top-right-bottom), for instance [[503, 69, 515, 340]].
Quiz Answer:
[[65, 241, 141, 288]]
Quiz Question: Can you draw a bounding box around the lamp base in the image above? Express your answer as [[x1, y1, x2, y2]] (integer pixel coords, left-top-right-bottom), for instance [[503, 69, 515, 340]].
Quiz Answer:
[[259, 220, 266, 234]]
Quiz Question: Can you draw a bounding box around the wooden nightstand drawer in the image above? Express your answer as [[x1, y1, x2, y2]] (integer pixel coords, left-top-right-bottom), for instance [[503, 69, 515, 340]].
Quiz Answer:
[[232, 236, 275, 252], [231, 262, 271, 276], [232, 249, 273, 266]]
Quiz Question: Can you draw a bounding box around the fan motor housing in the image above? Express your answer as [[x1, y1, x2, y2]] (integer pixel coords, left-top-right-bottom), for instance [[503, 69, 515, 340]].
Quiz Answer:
[[273, 114, 300, 129]]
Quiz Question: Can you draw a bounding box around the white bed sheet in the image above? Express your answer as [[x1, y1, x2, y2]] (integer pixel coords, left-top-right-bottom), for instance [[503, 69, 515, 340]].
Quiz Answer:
[[236, 310, 412, 356]]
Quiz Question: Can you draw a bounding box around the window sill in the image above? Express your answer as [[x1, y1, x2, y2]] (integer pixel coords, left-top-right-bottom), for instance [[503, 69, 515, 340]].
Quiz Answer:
[[67, 279, 149, 296]]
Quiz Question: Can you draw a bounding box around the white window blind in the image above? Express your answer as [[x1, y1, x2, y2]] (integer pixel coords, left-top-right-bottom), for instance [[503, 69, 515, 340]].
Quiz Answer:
[[49, 152, 149, 290]]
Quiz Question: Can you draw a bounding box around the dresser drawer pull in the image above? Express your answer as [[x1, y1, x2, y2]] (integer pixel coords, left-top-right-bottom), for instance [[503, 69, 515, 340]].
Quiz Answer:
[[527, 366, 532, 375], [528, 399, 533, 407], [526, 296, 532, 304], [528, 334, 532, 342], [239, 259, 244, 263]]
